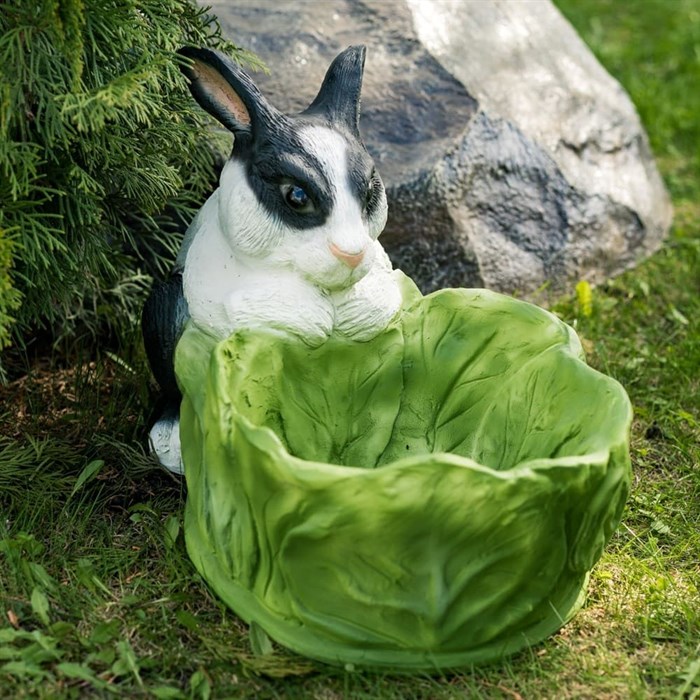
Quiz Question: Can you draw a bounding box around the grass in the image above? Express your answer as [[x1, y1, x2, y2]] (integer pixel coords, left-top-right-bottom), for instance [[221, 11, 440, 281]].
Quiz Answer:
[[1, 0, 699, 697]]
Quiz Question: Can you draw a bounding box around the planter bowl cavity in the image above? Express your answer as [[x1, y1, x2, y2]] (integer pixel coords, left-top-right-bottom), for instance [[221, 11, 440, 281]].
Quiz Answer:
[[175, 273, 631, 670]]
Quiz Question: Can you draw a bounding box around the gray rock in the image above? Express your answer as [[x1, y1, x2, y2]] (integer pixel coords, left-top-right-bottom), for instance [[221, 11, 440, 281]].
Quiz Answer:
[[207, 0, 672, 294]]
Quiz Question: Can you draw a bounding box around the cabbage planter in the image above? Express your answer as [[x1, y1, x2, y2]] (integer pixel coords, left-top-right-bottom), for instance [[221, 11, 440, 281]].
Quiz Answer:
[[175, 273, 632, 670]]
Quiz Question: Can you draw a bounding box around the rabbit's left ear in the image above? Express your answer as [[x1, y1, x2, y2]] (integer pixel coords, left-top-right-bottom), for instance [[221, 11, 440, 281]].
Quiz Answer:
[[178, 47, 276, 142], [303, 45, 367, 136]]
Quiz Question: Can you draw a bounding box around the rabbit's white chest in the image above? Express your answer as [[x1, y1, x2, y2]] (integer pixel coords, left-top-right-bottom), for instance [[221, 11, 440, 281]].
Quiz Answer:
[[181, 201, 335, 343]]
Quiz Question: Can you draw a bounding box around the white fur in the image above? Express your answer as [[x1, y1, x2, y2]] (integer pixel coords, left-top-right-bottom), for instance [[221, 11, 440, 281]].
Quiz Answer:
[[148, 417, 183, 475], [182, 125, 400, 345], [332, 244, 402, 341]]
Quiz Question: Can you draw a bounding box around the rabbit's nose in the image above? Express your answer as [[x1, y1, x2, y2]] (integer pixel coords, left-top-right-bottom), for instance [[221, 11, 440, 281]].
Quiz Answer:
[[330, 243, 365, 269]]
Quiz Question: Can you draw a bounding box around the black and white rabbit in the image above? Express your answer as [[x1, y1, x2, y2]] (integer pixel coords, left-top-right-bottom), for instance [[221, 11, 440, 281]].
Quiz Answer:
[[142, 45, 402, 473]]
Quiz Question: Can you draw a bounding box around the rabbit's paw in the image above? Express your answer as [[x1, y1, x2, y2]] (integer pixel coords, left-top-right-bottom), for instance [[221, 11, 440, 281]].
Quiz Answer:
[[226, 283, 334, 347], [332, 268, 402, 342], [148, 414, 183, 475]]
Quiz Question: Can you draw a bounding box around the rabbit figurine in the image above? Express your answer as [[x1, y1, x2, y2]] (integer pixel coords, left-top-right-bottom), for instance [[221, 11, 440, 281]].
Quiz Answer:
[[142, 45, 402, 474]]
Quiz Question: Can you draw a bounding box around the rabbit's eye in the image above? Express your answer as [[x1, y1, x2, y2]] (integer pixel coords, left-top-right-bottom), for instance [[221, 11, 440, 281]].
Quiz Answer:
[[365, 181, 374, 207], [365, 171, 379, 211], [282, 184, 314, 213]]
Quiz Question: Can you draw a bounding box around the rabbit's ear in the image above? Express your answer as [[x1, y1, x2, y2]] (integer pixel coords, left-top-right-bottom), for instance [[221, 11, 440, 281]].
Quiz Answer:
[[303, 45, 366, 135], [178, 47, 274, 140]]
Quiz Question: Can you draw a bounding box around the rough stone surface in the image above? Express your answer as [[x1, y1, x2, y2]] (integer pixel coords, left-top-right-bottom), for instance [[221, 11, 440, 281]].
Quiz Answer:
[[207, 0, 672, 294]]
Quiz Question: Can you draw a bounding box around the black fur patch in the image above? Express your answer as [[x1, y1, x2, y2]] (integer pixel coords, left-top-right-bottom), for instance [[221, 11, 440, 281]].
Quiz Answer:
[[233, 114, 381, 231], [236, 118, 333, 230], [141, 273, 189, 400]]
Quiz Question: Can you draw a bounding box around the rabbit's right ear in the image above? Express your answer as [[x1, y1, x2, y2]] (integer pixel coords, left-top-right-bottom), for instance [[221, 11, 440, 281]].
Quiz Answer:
[[178, 47, 274, 141]]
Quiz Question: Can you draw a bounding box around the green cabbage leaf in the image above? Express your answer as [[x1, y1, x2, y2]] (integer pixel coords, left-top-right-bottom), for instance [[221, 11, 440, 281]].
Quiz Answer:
[[175, 273, 631, 670]]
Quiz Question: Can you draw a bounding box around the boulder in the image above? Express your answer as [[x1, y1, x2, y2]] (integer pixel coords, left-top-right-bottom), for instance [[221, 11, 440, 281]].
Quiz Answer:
[[207, 0, 672, 294]]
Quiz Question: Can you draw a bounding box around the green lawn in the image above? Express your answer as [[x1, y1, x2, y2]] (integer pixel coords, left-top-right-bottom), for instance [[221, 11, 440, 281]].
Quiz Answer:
[[1, 1, 698, 697]]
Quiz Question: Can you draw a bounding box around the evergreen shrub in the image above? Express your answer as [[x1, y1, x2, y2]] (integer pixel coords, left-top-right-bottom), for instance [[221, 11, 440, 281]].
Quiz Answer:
[[0, 0, 258, 354]]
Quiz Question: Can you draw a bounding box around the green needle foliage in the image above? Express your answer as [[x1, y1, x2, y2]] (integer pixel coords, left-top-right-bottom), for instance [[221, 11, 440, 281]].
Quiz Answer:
[[0, 0, 259, 354]]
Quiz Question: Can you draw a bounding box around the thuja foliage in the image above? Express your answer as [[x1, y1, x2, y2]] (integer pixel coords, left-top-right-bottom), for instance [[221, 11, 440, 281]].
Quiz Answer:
[[0, 0, 260, 353]]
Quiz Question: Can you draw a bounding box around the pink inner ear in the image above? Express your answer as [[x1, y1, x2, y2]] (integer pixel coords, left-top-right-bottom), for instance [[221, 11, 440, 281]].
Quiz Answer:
[[192, 60, 251, 127]]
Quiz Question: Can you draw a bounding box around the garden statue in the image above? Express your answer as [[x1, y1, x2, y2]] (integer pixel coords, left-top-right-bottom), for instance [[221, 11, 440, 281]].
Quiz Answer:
[[143, 45, 401, 475], [142, 46, 632, 670]]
